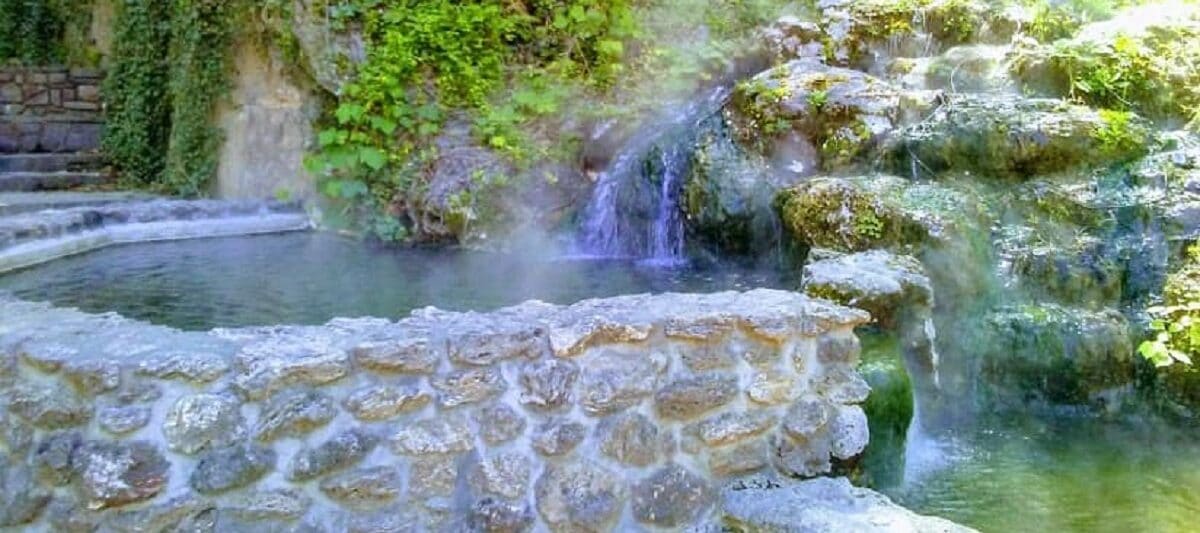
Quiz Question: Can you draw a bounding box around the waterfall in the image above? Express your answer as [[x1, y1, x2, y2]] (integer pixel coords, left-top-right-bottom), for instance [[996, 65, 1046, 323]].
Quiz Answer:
[[577, 87, 730, 262]]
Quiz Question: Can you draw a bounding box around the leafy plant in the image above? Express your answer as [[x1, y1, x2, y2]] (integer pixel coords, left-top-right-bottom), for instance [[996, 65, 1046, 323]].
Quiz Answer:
[[1140, 245, 1200, 368]]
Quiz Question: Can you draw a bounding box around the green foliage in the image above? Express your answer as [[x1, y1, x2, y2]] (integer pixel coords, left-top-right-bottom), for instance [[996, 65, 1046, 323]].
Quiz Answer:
[[1140, 245, 1200, 368], [0, 0, 94, 64], [103, 0, 238, 195], [1093, 109, 1147, 159]]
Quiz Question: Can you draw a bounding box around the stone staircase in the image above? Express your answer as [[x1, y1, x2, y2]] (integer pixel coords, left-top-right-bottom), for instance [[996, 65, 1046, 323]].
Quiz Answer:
[[0, 151, 111, 192]]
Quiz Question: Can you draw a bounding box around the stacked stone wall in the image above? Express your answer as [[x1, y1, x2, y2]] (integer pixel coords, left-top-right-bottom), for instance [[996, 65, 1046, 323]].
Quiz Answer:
[[0, 66, 104, 153], [0, 289, 871, 531]]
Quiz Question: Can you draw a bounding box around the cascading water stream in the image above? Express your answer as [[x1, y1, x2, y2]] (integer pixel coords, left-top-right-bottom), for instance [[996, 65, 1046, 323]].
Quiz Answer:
[[577, 87, 730, 262]]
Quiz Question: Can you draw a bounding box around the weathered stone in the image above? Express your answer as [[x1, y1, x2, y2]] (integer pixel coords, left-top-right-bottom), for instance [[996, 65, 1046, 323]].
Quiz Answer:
[[579, 351, 666, 415], [654, 373, 739, 419], [468, 498, 534, 533], [518, 358, 578, 411], [9, 383, 91, 429], [449, 323, 549, 366], [390, 415, 473, 455], [224, 488, 311, 522], [410, 455, 459, 498], [431, 367, 507, 408], [319, 466, 403, 506], [254, 390, 336, 442], [98, 406, 151, 435], [163, 393, 246, 455], [531, 419, 586, 457], [190, 444, 276, 494], [721, 477, 976, 532], [783, 397, 831, 440], [287, 429, 378, 481], [71, 440, 170, 509], [690, 411, 776, 446], [114, 381, 163, 404], [473, 404, 526, 444], [234, 338, 350, 400], [596, 412, 660, 466], [679, 342, 737, 371], [100, 495, 214, 533], [470, 452, 532, 501], [535, 461, 624, 532], [710, 438, 770, 476], [773, 432, 833, 478], [0, 407, 32, 455], [817, 333, 863, 365], [631, 464, 714, 527], [34, 431, 81, 485], [353, 337, 438, 374], [44, 498, 101, 533], [748, 372, 796, 405], [804, 251, 932, 331], [137, 353, 230, 383], [342, 384, 430, 421], [0, 458, 50, 526], [829, 404, 870, 460], [61, 360, 121, 395], [818, 365, 872, 404]]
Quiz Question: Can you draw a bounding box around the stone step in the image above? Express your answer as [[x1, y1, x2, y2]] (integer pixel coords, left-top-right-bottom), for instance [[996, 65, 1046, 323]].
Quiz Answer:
[[0, 152, 106, 173], [0, 171, 111, 192], [0, 191, 157, 216]]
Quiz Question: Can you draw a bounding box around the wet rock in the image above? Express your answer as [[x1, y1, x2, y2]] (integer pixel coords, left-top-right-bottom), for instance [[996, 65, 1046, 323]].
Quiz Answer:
[[469, 452, 532, 501], [234, 337, 350, 400], [224, 488, 311, 522], [535, 460, 624, 532], [254, 390, 336, 442], [884, 94, 1152, 179], [760, 16, 824, 60], [352, 337, 438, 374], [0, 458, 50, 526], [473, 404, 526, 444], [190, 444, 276, 494], [775, 177, 916, 252], [342, 383, 429, 421], [9, 383, 91, 429], [925, 45, 1013, 92], [61, 360, 121, 395], [579, 350, 666, 415], [721, 476, 975, 532], [531, 419, 586, 457], [654, 373, 739, 420], [287, 429, 378, 481], [518, 358, 578, 411], [163, 393, 246, 455], [34, 431, 82, 485], [829, 404, 870, 460], [690, 410, 776, 446], [390, 415, 473, 455], [98, 405, 151, 435], [783, 397, 832, 440], [631, 464, 714, 527], [803, 251, 932, 329], [468, 498, 534, 533], [319, 466, 403, 506], [71, 440, 170, 509], [596, 412, 661, 466], [137, 352, 230, 383], [431, 367, 507, 408]]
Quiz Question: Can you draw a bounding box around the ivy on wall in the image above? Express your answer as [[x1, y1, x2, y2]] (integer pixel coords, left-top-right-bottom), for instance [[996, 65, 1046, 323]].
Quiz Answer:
[[102, 0, 239, 196], [0, 0, 95, 65]]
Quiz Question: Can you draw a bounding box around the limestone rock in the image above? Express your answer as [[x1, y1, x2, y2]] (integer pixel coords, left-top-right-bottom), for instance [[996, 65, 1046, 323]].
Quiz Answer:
[[162, 393, 246, 455], [518, 358, 578, 411], [448, 321, 549, 366], [829, 404, 870, 460], [234, 337, 350, 400], [137, 352, 230, 382], [190, 444, 276, 494], [631, 464, 714, 527], [579, 351, 666, 415], [343, 384, 430, 421], [71, 440, 170, 509], [224, 488, 311, 523], [473, 404, 526, 444], [100, 494, 214, 532], [469, 452, 532, 501], [9, 383, 91, 429], [33, 431, 82, 485], [654, 374, 739, 420], [410, 455, 459, 498], [710, 438, 770, 476], [287, 429, 378, 481], [535, 460, 624, 532], [0, 458, 50, 526], [319, 466, 403, 506], [468, 498, 534, 533], [254, 390, 337, 442], [97, 405, 151, 435], [783, 397, 832, 440], [61, 360, 121, 395], [803, 251, 932, 329], [431, 367, 507, 408], [690, 410, 776, 446], [390, 415, 473, 456], [352, 337, 438, 374], [596, 412, 661, 466], [531, 419, 586, 457]]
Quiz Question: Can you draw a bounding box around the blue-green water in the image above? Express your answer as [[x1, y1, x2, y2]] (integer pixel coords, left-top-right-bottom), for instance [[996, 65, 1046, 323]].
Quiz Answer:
[[0, 232, 789, 330]]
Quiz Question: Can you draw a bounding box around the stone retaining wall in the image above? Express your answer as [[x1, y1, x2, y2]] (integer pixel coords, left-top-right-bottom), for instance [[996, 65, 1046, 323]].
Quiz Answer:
[[0, 66, 104, 153], [0, 289, 871, 531]]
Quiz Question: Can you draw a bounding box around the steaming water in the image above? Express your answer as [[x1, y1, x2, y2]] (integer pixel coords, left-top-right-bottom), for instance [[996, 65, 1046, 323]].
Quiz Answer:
[[0, 232, 789, 330], [578, 87, 730, 261]]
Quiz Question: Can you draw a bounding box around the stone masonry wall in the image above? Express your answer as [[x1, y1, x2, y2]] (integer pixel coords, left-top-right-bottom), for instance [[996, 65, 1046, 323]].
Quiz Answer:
[[0, 66, 104, 153], [0, 289, 870, 531]]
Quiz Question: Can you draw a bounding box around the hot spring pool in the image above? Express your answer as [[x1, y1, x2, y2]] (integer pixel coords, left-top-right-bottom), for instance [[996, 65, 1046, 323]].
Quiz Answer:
[[0, 231, 792, 330]]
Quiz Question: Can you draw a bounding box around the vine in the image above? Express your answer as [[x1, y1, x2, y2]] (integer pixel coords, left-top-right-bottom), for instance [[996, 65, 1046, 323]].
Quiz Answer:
[[0, 0, 95, 65], [102, 0, 171, 187]]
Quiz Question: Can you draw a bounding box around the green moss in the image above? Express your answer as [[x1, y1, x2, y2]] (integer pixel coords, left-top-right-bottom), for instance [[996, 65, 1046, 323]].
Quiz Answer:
[[847, 331, 914, 489], [775, 178, 913, 252]]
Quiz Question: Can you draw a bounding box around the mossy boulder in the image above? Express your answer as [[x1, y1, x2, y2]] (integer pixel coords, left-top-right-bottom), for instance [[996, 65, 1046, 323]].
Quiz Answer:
[[730, 59, 938, 172], [923, 45, 1012, 92], [883, 94, 1153, 179], [979, 304, 1134, 406], [1008, 2, 1200, 123], [802, 251, 932, 329], [775, 177, 919, 252]]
